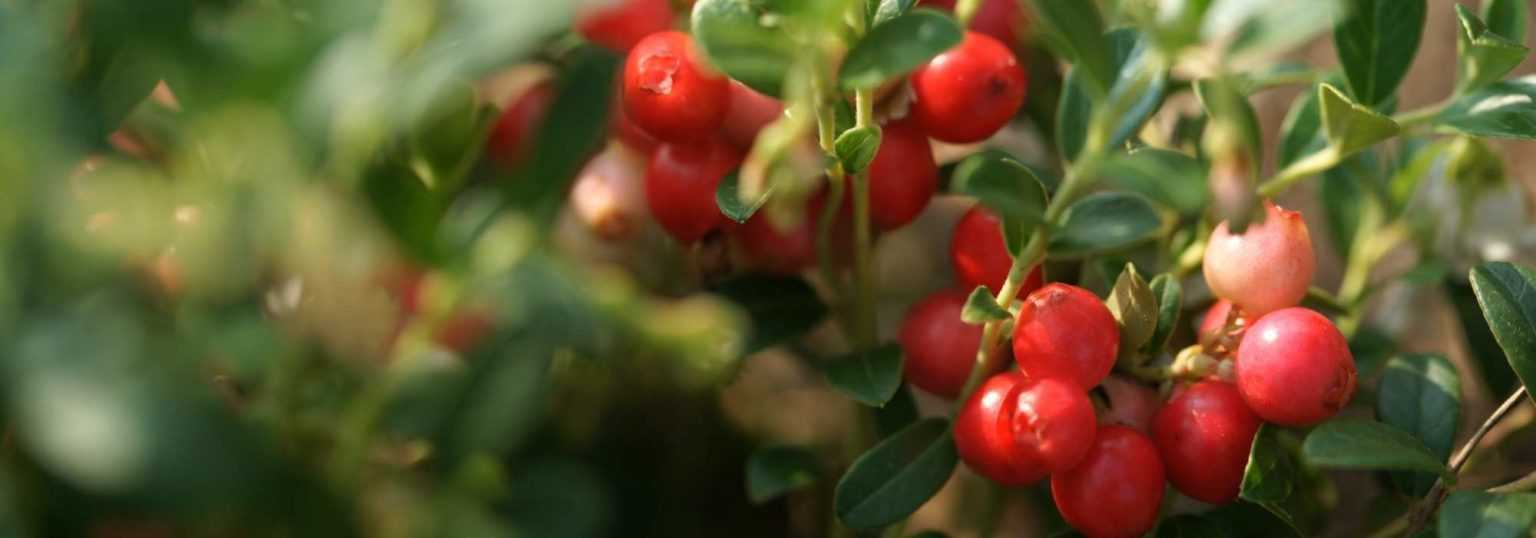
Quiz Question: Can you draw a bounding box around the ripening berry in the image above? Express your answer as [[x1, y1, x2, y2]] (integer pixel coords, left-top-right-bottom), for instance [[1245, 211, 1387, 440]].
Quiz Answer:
[[910, 32, 1027, 144], [486, 81, 554, 169], [864, 119, 939, 230], [721, 82, 784, 150], [1236, 308, 1357, 427], [1099, 375, 1160, 434], [623, 31, 730, 143], [1013, 284, 1119, 390], [1052, 426, 1165, 538], [955, 372, 1097, 485], [644, 139, 739, 242], [570, 145, 649, 241], [950, 204, 1044, 293], [1154, 381, 1261, 504], [576, 0, 674, 53], [1203, 201, 1316, 317], [898, 289, 984, 398]]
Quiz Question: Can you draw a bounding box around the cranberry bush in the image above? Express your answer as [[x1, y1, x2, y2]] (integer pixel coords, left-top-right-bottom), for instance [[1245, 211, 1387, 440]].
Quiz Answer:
[[5, 0, 1536, 537]]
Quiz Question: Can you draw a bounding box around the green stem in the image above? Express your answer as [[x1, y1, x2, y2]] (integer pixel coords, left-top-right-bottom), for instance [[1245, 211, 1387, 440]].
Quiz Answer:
[[850, 88, 877, 347], [1256, 146, 1341, 198], [1393, 101, 1450, 129]]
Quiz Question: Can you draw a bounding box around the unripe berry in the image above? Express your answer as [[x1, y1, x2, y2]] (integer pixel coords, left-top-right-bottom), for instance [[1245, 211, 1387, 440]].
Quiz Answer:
[[1013, 284, 1119, 390], [955, 372, 1097, 485], [1099, 375, 1160, 434], [865, 119, 939, 230], [623, 31, 730, 143], [576, 0, 674, 53], [1153, 381, 1261, 504], [950, 205, 1044, 293], [721, 82, 784, 150], [1235, 308, 1357, 427], [1203, 201, 1316, 317], [644, 139, 740, 242], [898, 289, 983, 399], [486, 81, 554, 169], [1051, 426, 1165, 538], [910, 32, 1027, 144]]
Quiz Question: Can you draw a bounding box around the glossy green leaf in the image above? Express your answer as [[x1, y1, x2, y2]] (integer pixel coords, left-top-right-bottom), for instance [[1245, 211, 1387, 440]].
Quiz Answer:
[[1456, 4, 1530, 93], [1438, 491, 1536, 538], [1278, 83, 1327, 167], [1482, 0, 1530, 46], [1334, 0, 1426, 107], [1048, 193, 1164, 259], [691, 0, 795, 97], [1350, 326, 1400, 381], [1058, 29, 1165, 161], [1436, 76, 1536, 140], [835, 125, 882, 173], [824, 344, 904, 407], [877, 385, 920, 438], [1470, 262, 1536, 398], [1106, 263, 1157, 359], [1377, 354, 1461, 496], [711, 275, 828, 354], [839, 10, 962, 90], [717, 173, 771, 224], [1209, 0, 1350, 58], [1300, 419, 1449, 475], [1449, 278, 1520, 395], [1240, 425, 1306, 536], [1318, 83, 1401, 156], [746, 445, 822, 504], [1098, 148, 1208, 216], [1028, 0, 1114, 99], [872, 0, 917, 27], [1146, 274, 1182, 354], [834, 418, 959, 529], [949, 150, 1049, 256], [962, 286, 1010, 324]]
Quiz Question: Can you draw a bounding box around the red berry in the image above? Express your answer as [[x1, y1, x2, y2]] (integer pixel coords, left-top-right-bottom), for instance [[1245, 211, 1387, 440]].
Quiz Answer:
[[956, 372, 1046, 485], [609, 79, 659, 153], [910, 32, 1027, 144], [571, 145, 648, 241], [644, 139, 739, 242], [955, 372, 1097, 484], [1052, 426, 1165, 538], [950, 204, 1044, 293], [1099, 375, 1160, 434], [721, 81, 784, 150], [1235, 307, 1357, 427], [486, 81, 554, 169], [865, 119, 938, 230], [1203, 201, 1316, 317], [576, 0, 674, 53], [622, 31, 730, 143], [1012, 377, 1098, 473], [1013, 284, 1119, 390], [1153, 381, 1261, 505], [736, 192, 848, 275], [918, 0, 1024, 45], [898, 289, 984, 398]]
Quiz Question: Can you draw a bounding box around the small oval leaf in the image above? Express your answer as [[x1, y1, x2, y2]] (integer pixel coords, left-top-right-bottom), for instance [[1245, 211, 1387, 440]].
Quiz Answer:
[[824, 344, 905, 407], [834, 418, 958, 529], [1300, 419, 1449, 475], [717, 172, 771, 224], [710, 275, 828, 355], [1146, 274, 1183, 354], [1377, 354, 1462, 496], [1438, 491, 1536, 538], [949, 150, 1049, 255], [961, 286, 1010, 324], [1469, 262, 1536, 397], [835, 125, 882, 173], [838, 10, 962, 91], [1333, 0, 1427, 108], [1048, 193, 1164, 259], [747, 445, 822, 504]]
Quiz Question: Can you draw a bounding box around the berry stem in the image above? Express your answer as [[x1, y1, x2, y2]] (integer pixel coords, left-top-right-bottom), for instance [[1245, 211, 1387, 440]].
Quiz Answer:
[[850, 88, 878, 348], [1256, 145, 1341, 198], [1406, 386, 1531, 535]]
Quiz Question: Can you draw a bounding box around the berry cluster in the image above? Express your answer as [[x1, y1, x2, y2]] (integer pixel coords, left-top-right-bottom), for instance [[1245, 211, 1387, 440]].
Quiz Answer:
[[900, 200, 1356, 538]]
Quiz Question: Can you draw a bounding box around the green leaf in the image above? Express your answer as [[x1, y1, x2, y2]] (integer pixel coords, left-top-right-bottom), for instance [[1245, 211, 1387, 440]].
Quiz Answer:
[[711, 275, 828, 354], [1317, 83, 1401, 156], [877, 385, 920, 438], [1048, 193, 1164, 259], [1349, 327, 1397, 380], [949, 150, 1049, 256], [1156, 514, 1233, 538], [506, 48, 619, 225], [746, 445, 822, 504], [835, 125, 883, 173], [1455, 4, 1530, 93], [872, 0, 917, 27], [1438, 491, 1536, 538], [717, 173, 771, 224], [834, 418, 959, 530], [824, 344, 905, 407], [1482, 0, 1530, 46], [1470, 262, 1536, 399], [838, 10, 962, 90], [1377, 354, 1462, 497], [691, 0, 795, 97], [1300, 419, 1449, 475], [1106, 263, 1157, 359], [1146, 274, 1182, 354], [1449, 277, 1519, 395], [1058, 29, 1165, 161], [1278, 83, 1327, 167], [1211, 0, 1350, 58], [962, 286, 1010, 324], [1333, 0, 1426, 107], [1436, 76, 1536, 140], [1319, 150, 1380, 259], [1098, 148, 1208, 216], [1195, 77, 1263, 171], [1028, 0, 1114, 99], [1240, 425, 1307, 536]]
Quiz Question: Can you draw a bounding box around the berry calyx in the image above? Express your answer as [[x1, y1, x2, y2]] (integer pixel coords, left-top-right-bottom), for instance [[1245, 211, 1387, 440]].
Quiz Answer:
[[1013, 283, 1119, 390], [644, 138, 740, 242], [898, 289, 984, 398], [950, 204, 1044, 293], [864, 119, 939, 230], [1203, 200, 1316, 317], [910, 32, 1027, 144], [1197, 299, 1251, 349], [1235, 307, 1357, 427], [1051, 425, 1165, 538], [1153, 381, 1261, 505], [486, 81, 554, 169], [955, 372, 1097, 484], [623, 31, 730, 143], [576, 0, 674, 53]]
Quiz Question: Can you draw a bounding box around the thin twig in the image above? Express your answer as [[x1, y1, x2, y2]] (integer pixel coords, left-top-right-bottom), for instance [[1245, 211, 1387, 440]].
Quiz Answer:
[[1405, 386, 1530, 535]]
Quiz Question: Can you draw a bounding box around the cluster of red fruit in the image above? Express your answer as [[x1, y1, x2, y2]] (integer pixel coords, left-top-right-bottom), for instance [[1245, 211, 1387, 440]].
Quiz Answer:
[[900, 202, 1358, 538]]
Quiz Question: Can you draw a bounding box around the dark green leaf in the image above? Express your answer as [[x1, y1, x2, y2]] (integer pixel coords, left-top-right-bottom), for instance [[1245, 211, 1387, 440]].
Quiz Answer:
[[1449, 278, 1518, 395], [746, 446, 822, 504], [1482, 0, 1530, 46], [1455, 4, 1530, 93], [1377, 354, 1462, 496], [1318, 83, 1401, 156], [1048, 193, 1164, 259], [839, 10, 962, 90], [1334, 0, 1426, 107], [872, 0, 917, 27], [1106, 263, 1157, 359], [824, 344, 905, 407], [506, 48, 619, 224], [1319, 150, 1379, 259], [1156, 514, 1232, 538], [1438, 491, 1536, 538], [1058, 29, 1164, 161], [1300, 419, 1449, 475], [711, 275, 829, 354], [1028, 0, 1114, 99], [1278, 84, 1326, 168], [691, 0, 794, 96], [1240, 425, 1306, 536], [949, 150, 1049, 255], [835, 125, 883, 173], [717, 173, 771, 224], [1146, 274, 1182, 353], [1099, 148, 1208, 216], [1436, 76, 1536, 140], [1469, 262, 1536, 398], [877, 385, 920, 438], [962, 286, 1010, 324], [834, 418, 959, 529]]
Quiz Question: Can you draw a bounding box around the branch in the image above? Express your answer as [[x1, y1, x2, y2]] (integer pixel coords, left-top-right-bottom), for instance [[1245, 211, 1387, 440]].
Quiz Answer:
[[1405, 386, 1530, 535]]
